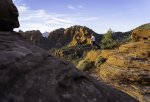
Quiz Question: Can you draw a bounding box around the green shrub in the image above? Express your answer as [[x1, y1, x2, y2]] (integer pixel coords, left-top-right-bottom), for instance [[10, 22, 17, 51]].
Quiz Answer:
[[100, 29, 132, 49], [101, 29, 118, 49], [101, 29, 131, 49], [95, 56, 107, 67], [122, 35, 131, 43], [101, 40, 118, 49], [77, 59, 93, 71]]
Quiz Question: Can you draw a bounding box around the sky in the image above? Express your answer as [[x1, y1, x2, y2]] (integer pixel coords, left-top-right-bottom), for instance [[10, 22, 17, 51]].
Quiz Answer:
[[13, 0, 150, 34]]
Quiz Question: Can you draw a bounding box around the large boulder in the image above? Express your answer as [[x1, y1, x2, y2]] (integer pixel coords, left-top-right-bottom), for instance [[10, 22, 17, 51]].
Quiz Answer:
[[0, 0, 19, 31], [0, 32, 138, 102]]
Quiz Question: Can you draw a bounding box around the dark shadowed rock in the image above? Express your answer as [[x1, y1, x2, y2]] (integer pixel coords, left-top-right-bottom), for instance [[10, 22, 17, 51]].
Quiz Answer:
[[24, 30, 43, 45], [19, 30, 51, 50], [0, 0, 19, 31], [0, 32, 138, 102]]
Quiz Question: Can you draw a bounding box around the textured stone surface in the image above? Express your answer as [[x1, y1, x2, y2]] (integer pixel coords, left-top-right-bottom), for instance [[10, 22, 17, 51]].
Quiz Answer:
[[85, 50, 102, 62], [0, 0, 19, 31], [132, 23, 150, 41], [24, 30, 43, 45], [99, 41, 150, 102], [0, 32, 138, 102], [19, 30, 51, 50]]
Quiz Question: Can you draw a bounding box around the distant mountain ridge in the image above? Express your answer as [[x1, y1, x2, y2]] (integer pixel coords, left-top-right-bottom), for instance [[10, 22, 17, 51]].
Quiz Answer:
[[22, 23, 150, 50], [21, 25, 102, 49]]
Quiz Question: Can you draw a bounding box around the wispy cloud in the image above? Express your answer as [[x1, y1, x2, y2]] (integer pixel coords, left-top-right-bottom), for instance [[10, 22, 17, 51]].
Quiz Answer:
[[68, 5, 84, 10], [14, 3, 99, 32], [16, 4, 77, 32], [68, 5, 76, 10]]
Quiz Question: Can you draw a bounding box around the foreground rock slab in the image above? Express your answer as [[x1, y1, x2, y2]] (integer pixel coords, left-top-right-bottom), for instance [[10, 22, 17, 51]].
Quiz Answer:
[[0, 32, 138, 102]]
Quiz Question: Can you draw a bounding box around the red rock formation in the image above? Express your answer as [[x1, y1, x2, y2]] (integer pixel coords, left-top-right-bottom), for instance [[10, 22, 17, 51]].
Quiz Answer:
[[48, 25, 102, 48]]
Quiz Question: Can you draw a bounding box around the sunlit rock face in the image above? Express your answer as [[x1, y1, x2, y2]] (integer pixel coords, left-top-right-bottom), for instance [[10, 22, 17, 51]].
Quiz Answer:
[[0, 0, 19, 31], [48, 25, 102, 48], [99, 40, 150, 102], [132, 23, 150, 41]]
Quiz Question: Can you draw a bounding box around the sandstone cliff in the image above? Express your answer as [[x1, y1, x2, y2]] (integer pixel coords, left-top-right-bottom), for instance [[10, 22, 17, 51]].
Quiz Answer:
[[24, 30, 43, 45], [23, 30, 51, 50], [48, 25, 102, 48], [48, 28, 66, 48]]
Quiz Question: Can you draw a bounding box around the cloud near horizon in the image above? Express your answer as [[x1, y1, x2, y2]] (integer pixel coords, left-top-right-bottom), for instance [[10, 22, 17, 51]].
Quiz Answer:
[[13, 0, 150, 34], [15, 3, 99, 33]]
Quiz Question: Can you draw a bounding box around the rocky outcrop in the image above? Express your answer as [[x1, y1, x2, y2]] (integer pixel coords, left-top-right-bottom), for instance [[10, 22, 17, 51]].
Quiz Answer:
[[55, 47, 84, 59], [24, 30, 43, 45], [99, 41, 150, 102], [0, 31, 138, 102], [132, 23, 150, 41], [77, 50, 115, 71], [23, 30, 51, 50], [67, 26, 101, 47], [84, 50, 102, 62], [48, 28, 65, 48], [0, 0, 19, 31], [48, 25, 102, 48]]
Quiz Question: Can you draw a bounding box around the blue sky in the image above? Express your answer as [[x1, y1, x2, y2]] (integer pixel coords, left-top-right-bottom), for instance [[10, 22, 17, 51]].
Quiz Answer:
[[13, 0, 150, 33]]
